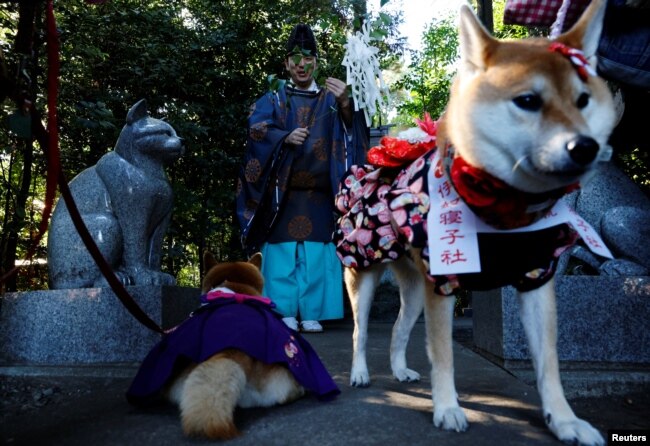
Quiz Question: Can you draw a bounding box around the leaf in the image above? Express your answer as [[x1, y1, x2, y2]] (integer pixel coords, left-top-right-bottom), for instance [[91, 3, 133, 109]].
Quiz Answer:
[[370, 30, 387, 41], [267, 74, 286, 93], [379, 12, 392, 25], [76, 118, 99, 129], [98, 120, 116, 129]]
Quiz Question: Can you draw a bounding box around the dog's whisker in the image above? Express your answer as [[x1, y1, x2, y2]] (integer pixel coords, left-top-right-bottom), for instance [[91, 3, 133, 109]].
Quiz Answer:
[[512, 155, 529, 174]]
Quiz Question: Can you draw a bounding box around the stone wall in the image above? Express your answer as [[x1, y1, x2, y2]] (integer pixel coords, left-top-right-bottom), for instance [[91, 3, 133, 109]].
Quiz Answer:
[[473, 276, 650, 364], [0, 286, 199, 366]]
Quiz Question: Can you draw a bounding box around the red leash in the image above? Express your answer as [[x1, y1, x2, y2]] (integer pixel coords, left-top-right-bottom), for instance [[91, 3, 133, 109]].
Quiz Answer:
[[41, 0, 59, 254]]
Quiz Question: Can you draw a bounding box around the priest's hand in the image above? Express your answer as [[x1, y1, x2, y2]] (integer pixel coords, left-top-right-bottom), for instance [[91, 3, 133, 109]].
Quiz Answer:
[[286, 127, 310, 146], [325, 77, 350, 108], [326, 77, 353, 125]]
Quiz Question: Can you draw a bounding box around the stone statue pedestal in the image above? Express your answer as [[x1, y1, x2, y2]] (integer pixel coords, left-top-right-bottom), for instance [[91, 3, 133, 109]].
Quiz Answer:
[[0, 286, 199, 374], [472, 276, 650, 396]]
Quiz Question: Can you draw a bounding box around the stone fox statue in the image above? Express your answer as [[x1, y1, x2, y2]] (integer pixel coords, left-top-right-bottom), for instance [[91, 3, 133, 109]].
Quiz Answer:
[[48, 99, 184, 289]]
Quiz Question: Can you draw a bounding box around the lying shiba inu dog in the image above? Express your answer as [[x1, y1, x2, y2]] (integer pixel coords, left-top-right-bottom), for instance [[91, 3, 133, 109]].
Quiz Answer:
[[127, 251, 339, 439], [335, 1, 616, 445]]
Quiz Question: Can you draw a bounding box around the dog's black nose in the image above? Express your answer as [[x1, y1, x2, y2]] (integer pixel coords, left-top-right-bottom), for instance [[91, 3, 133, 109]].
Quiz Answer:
[[566, 136, 599, 165]]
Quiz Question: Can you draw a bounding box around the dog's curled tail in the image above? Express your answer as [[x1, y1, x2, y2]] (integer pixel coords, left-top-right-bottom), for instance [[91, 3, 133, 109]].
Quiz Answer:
[[178, 352, 247, 439]]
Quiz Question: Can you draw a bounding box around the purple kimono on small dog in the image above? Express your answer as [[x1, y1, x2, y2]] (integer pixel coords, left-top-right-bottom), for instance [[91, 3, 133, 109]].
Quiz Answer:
[[126, 293, 340, 405]]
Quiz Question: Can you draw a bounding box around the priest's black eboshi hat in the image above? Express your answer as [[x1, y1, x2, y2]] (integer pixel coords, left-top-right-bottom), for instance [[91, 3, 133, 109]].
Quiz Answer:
[[285, 24, 319, 58]]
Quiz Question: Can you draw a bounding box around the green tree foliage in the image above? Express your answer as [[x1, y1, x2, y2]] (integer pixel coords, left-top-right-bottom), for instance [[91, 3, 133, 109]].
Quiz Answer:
[[1, 4, 49, 291], [390, 0, 533, 128], [1, 0, 402, 290], [391, 16, 458, 126]]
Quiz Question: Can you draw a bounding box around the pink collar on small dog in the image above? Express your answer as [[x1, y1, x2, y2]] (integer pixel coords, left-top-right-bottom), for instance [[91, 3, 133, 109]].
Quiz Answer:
[[204, 289, 273, 306], [548, 42, 596, 82]]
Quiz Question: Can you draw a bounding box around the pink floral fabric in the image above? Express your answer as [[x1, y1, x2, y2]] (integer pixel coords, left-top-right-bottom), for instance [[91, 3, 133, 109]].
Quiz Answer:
[[334, 150, 443, 286], [333, 148, 579, 296]]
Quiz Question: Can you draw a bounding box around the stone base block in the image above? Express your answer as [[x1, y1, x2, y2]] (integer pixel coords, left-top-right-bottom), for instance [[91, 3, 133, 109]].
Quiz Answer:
[[472, 276, 650, 363], [0, 286, 200, 366]]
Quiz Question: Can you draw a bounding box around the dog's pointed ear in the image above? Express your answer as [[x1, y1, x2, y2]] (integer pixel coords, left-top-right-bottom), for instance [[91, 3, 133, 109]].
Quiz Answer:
[[556, 0, 606, 61], [457, 5, 496, 74], [203, 250, 218, 272], [248, 252, 263, 270], [126, 99, 148, 125]]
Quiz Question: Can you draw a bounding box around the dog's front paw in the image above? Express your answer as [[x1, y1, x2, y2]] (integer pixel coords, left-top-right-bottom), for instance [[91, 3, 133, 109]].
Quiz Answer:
[[350, 368, 371, 388], [548, 415, 604, 446], [433, 406, 469, 432], [393, 367, 420, 383]]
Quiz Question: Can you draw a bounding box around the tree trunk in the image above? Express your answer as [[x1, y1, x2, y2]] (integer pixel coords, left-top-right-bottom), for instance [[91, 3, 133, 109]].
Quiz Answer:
[[0, 139, 34, 292], [475, 0, 494, 34]]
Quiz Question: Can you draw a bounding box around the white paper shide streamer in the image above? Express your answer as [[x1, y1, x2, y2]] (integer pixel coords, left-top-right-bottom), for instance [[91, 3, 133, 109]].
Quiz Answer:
[[342, 20, 388, 126]]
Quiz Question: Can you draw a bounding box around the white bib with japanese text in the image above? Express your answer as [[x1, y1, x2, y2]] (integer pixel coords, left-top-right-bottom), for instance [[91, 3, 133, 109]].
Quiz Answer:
[[426, 150, 613, 276]]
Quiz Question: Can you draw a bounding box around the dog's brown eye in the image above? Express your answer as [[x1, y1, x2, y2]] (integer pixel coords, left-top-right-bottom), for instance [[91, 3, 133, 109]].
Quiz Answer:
[[513, 93, 543, 111], [576, 92, 590, 109]]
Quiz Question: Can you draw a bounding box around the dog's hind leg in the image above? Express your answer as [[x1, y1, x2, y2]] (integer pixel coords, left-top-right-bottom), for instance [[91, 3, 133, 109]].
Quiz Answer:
[[177, 352, 248, 439], [424, 282, 468, 432], [239, 362, 305, 408], [389, 256, 424, 382], [345, 264, 385, 387], [518, 279, 604, 446]]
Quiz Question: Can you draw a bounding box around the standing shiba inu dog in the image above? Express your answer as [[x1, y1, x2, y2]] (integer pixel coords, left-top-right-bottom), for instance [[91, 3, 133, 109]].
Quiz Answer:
[[336, 1, 616, 445], [126, 251, 339, 439]]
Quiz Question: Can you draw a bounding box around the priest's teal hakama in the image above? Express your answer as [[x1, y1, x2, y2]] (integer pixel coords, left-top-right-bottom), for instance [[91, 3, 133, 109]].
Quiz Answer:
[[236, 83, 367, 321]]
